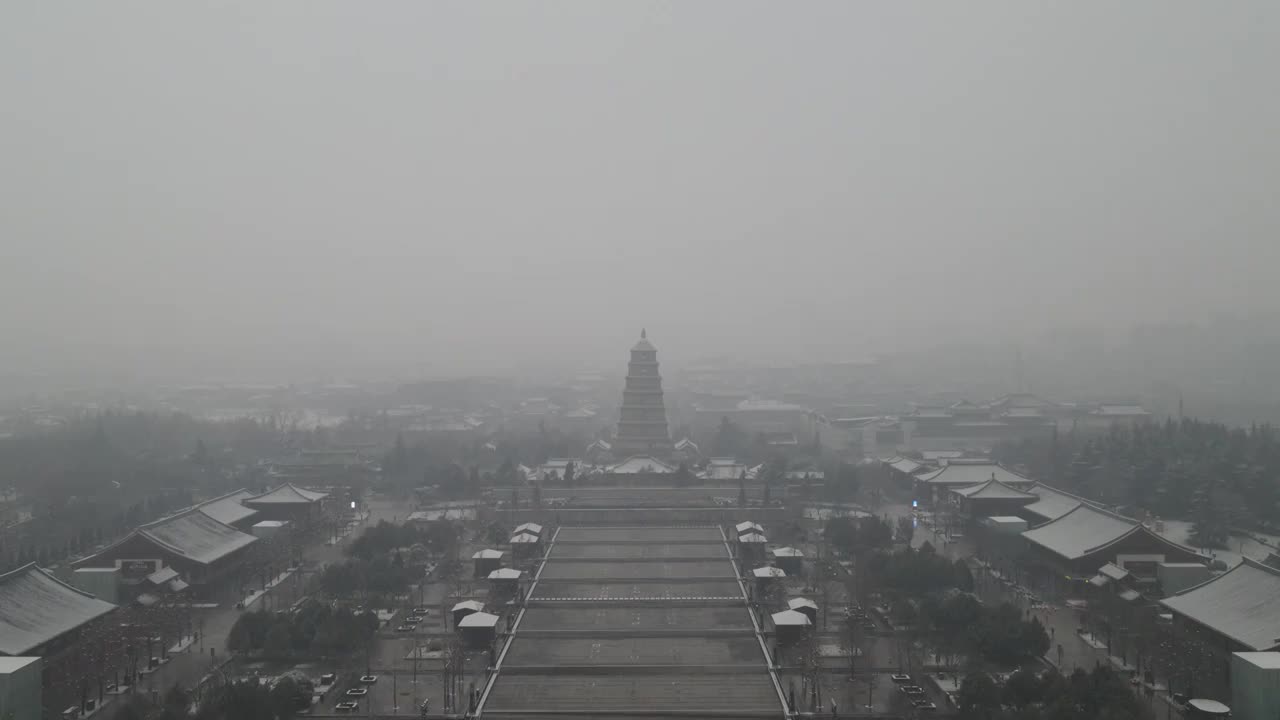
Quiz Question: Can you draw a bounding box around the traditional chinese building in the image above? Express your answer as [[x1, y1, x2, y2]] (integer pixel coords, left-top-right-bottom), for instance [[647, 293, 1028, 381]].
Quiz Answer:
[[613, 329, 674, 458]]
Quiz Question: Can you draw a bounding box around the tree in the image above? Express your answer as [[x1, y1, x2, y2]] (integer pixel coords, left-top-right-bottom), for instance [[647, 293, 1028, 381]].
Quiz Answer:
[[269, 677, 303, 719], [264, 621, 292, 658], [896, 515, 915, 546], [1001, 669, 1043, 710], [227, 616, 253, 652], [957, 672, 1000, 720], [563, 461, 575, 488], [674, 462, 693, 487], [737, 472, 747, 507], [715, 416, 748, 457], [192, 439, 209, 465]]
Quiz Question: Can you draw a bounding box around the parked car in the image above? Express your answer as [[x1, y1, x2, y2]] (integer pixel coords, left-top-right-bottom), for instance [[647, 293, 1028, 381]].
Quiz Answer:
[[900, 686, 926, 696], [405, 616, 424, 623], [345, 688, 367, 697], [334, 701, 359, 712], [912, 700, 937, 711], [890, 674, 912, 684], [396, 624, 417, 632], [319, 673, 336, 686], [359, 675, 378, 685]]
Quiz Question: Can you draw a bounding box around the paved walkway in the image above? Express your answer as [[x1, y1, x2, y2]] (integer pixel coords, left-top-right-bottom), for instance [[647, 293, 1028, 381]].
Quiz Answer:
[[101, 497, 400, 718]]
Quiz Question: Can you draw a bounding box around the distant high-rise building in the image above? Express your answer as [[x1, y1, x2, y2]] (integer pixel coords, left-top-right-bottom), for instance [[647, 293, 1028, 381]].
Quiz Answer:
[[613, 329, 674, 457]]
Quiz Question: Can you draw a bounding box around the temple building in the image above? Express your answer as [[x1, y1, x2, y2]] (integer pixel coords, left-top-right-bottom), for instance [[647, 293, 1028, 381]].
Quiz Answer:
[[612, 329, 674, 458]]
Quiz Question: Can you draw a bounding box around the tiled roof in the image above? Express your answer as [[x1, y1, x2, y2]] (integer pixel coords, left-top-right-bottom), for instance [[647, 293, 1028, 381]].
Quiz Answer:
[[788, 598, 818, 611], [1021, 483, 1095, 522], [137, 510, 258, 565], [458, 611, 500, 628], [771, 610, 811, 626], [195, 489, 258, 526], [607, 456, 676, 474], [917, 461, 1033, 486], [1020, 504, 1139, 560], [246, 483, 328, 505], [887, 457, 927, 475], [950, 478, 1038, 501], [0, 564, 116, 655], [1161, 558, 1280, 650]]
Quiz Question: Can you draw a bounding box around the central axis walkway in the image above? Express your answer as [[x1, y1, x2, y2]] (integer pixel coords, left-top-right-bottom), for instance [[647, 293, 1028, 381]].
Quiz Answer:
[[475, 525, 789, 719]]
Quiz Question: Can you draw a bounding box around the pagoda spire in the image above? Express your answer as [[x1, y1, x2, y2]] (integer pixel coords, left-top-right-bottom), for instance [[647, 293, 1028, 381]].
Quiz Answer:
[[614, 330, 673, 458]]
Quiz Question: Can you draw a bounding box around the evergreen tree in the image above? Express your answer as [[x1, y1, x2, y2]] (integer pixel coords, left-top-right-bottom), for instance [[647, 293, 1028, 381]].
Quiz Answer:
[[563, 461, 576, 488], [737, 471, 747, 507]]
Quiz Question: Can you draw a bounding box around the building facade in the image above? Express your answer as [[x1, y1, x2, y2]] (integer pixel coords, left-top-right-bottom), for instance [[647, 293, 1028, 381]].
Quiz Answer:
[[613, 330, 674, 458]]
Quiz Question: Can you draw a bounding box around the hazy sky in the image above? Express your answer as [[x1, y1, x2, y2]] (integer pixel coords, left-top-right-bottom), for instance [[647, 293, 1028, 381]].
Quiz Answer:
[[2, 2, 1277, 379]]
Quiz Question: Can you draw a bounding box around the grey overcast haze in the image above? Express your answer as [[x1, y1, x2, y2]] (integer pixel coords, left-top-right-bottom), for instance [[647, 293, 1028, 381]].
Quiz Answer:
[[2, 1, 1278, 380]]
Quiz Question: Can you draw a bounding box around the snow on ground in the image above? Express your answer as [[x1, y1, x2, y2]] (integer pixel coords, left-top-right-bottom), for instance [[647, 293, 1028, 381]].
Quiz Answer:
[[1155, 519, 1280, 568]]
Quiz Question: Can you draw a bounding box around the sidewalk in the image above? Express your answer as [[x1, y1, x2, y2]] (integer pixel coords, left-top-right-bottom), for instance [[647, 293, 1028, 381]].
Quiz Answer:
[[240, 568, 296, 608]]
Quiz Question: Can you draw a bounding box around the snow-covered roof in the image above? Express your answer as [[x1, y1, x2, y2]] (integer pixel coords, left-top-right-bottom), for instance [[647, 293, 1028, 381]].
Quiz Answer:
[[146, 567, 179, 585], [0, 563, 116, 655], [917, 461, 1033, 486], [788, 597, 818, 611], [134, 510, 259, 565], [1020, 504, 1179, 561], [246, 483, 328, 505], [458, 611, 500, 628], [772, 547, 805, 558], [739, 533, 768, 544], [196, 489, 259, 526], [950, 478, 1038, 501], [1021, 483, 1093, 522], [1099, 563, 1129, 581], [452, 600, 485, 613], [735, 521, 764, 533], [752, 566, 786, 578], [488, 568, 523, 580], [514, 523, 543, 535], [1161, 558, 1280, 651], [771, 609, 811, 626], [887, 457, 927, 475], [472, 549, 504, 560], [607, 455, 676, 474], [510, 533, 540, 544]]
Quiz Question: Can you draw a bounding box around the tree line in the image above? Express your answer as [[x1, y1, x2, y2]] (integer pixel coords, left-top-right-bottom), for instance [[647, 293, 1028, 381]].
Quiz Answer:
[[998, 417, 1280, 544]]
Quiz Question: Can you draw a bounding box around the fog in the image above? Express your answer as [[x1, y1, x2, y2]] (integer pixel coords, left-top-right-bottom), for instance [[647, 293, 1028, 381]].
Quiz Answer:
[[2, 1, 1277, 380]]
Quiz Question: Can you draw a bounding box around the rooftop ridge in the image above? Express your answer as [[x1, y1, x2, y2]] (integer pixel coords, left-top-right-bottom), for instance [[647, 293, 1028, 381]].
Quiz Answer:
[[0, 562, 105, 601]]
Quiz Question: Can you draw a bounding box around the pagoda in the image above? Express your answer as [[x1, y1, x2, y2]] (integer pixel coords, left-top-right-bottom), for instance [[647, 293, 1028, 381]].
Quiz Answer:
[[612, 329, 674, 458]]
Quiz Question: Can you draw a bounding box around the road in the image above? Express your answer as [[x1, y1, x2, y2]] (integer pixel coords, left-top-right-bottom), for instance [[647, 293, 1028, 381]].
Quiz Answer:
[[875, 500, 1183, 718], [100, 496, 403, 718]]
